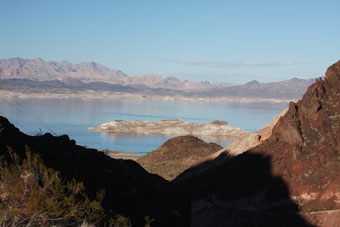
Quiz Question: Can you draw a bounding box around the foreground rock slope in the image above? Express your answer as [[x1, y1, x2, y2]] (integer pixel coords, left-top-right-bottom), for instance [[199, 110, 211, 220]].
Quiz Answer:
[[174, 60, 340, 227], [204, 107, 288, 162], [88, 119, 247, 139]]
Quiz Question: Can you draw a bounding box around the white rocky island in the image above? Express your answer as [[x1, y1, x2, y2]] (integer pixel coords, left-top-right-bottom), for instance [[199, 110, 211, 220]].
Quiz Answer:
[[88, 119, 248, 139]]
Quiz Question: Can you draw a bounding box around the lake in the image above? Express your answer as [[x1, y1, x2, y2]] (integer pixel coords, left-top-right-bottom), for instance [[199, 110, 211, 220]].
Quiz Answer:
[[0, 98, 288, 153]]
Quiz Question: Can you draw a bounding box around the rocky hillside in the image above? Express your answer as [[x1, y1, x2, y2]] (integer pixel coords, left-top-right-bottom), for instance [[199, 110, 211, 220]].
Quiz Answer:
[[251, 60, 340, 213], [0, 116, 189, 226], [137, 136, 222, 180], [174, 60, 340, 226]]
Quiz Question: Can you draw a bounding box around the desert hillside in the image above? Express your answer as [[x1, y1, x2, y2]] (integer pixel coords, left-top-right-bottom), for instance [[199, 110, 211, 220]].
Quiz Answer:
[[174, 60, 340, 227], [137, 136, 222, 180]]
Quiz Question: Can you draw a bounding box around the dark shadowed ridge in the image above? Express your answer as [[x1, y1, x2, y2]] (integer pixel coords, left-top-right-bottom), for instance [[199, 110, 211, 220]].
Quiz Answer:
[[174, 152, 313, 227], [0, 117, 189, 227]]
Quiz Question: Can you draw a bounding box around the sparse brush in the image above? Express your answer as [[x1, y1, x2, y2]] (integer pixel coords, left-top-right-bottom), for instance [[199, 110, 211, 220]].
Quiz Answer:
[[0, 146, 105, 226]]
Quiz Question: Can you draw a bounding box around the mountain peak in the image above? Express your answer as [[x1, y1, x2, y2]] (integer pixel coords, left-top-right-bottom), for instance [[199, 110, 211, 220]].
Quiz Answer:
[[245, 80, 260, 86], [325, 60, 340, 81]]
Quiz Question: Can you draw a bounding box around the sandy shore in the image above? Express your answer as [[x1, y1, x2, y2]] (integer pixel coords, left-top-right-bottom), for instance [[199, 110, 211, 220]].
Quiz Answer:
[[99, 149, 145, 160], [0, 90, 292, 103]]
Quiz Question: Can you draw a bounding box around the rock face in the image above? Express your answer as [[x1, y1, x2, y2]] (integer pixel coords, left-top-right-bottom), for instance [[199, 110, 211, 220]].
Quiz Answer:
[[174, 60, 340, 226], [88, 119, 247, 139], [251, 60, 340, 211], [217, 108, 288, 157], [137, 136, 222, 180], [0, 116, 189, 226]]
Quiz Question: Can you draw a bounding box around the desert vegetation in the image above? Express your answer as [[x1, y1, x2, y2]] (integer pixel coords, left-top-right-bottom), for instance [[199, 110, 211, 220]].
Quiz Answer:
[[0, 146, 105, 226], [0, 146, 147, 227]]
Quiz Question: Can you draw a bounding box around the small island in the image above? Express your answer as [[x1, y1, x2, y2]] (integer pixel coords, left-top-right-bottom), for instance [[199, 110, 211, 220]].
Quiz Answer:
[[88, 119, 248, 139]]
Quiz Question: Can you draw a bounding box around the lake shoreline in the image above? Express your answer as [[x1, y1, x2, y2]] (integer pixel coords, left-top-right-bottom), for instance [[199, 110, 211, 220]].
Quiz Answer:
[[0, 90, 292, 104]]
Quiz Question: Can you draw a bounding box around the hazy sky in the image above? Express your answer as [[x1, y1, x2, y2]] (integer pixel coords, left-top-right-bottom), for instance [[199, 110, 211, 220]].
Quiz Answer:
[[1, 0, 339, 83]]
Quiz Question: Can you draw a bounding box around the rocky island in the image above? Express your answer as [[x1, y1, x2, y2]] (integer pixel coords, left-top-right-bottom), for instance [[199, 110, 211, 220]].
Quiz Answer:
[[88, 119, 248, 139]]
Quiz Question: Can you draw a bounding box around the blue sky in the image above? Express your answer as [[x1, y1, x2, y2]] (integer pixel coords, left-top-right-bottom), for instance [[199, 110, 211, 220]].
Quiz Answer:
[[0, 0, 339, 83]]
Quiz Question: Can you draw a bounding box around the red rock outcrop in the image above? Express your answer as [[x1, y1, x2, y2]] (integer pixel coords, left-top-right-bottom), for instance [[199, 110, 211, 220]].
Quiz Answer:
[[174, 60, 340, 226], [251, 60, 340, 211]]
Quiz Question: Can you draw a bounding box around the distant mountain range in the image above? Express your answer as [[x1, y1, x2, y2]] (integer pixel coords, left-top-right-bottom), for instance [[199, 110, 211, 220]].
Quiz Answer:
[[0, 57, 127, 82], [0, 57, 317, 100], [193, 78, 316, 99], [0, 57, 219, 91]]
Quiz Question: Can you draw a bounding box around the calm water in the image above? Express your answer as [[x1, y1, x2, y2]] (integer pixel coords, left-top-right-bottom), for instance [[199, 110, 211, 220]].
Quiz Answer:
[[0, 98, 288, 153]]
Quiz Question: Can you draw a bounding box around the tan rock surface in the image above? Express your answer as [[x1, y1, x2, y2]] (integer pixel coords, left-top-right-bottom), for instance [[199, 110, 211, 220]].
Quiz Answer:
[[88, 119, 247, 139]]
